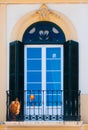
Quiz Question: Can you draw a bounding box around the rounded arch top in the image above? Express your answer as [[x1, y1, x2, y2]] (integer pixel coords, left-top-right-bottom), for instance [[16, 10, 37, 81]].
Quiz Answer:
[[10, 4, 78, 42]]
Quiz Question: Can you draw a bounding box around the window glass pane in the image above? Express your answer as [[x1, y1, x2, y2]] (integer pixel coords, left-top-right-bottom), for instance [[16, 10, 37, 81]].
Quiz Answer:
[[27, 84, 42, 106], [46, 48, 61, 58], [46, 95, 62, 106], [46, 72, 61, 82], [27, 95, 42, 106], [27, 72, 41, 82], [46, 83, 61, 92], [27, 48, 41, 58], [46, 59, 61, 70], [27, 60, 41, 70], [27, 84, 41, 91], [46, 47, 62, 107]]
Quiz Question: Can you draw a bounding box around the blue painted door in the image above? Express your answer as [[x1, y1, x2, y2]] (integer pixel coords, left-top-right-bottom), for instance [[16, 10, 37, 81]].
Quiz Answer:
[[24, 45, 63, 120]]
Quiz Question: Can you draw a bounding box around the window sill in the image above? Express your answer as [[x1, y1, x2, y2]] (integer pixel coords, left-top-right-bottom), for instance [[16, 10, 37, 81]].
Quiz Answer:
[[4, 121, 83, 127]]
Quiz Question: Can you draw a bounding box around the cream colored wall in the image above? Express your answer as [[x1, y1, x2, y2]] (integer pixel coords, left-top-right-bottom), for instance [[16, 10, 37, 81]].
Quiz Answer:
[[81, 95, 88, 123], [0, 4, 7, 121]]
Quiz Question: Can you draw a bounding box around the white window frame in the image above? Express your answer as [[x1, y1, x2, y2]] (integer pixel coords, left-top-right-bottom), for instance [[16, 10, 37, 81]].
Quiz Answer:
[[24, 44, 64, 117]]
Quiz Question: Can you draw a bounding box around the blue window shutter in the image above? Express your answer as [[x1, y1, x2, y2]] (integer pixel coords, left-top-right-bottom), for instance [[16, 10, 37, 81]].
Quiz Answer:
[[64, 40, 79, 121]]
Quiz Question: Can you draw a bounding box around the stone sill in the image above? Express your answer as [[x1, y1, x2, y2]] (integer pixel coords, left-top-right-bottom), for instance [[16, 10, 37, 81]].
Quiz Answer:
[[4, 121, 83, 127]]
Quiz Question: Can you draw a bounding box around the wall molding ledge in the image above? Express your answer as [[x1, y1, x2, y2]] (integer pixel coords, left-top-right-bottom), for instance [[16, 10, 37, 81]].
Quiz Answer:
[[0, 0, 88, 4]]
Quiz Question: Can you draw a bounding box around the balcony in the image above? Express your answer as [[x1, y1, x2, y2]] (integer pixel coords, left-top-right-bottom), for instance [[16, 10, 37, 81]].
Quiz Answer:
[[6, 90, 80, 121]]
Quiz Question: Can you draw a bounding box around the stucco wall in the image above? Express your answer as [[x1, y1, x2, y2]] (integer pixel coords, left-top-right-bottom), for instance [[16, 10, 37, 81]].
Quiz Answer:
[[0, 3, 88, 122], [81, 94, 88, 123], [0, 4, 7, 122]]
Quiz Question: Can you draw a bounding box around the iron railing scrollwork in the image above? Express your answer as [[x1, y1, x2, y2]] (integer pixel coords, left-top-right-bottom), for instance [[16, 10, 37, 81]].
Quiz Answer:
[[6, 90, 81, 121]]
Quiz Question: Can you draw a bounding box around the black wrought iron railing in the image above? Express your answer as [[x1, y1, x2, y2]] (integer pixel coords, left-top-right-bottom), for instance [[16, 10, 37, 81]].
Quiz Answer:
[[6, 90, 81, 121]]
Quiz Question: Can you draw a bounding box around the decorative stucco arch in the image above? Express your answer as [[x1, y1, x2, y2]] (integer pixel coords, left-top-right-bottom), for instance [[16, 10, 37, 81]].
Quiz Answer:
[[10, 4, 78, 42]]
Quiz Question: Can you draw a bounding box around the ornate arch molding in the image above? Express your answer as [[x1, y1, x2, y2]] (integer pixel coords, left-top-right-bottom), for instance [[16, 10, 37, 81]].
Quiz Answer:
[[10, 4, 78, 42]]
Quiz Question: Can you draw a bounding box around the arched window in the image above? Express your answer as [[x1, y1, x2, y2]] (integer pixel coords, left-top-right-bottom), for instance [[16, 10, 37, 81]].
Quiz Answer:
[[9, 21, 79, 121], [22, 21, 66, 43]]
